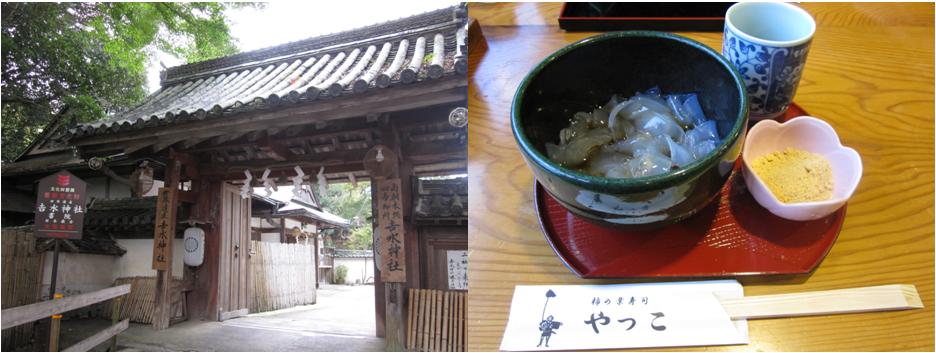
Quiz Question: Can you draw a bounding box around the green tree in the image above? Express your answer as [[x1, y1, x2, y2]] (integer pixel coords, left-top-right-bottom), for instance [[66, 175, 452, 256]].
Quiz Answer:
[[1, 2, 253, 161], [317, 182, 373, 250]]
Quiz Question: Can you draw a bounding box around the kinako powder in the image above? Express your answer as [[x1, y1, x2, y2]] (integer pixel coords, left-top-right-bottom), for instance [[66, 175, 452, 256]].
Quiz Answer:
[[750, 147, 834, 203]]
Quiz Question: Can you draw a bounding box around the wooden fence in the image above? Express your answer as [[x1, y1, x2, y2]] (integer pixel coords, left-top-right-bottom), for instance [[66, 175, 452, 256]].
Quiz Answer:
[[1, 226, 43, 351], [249, 241, 317, 313], [407, 289, 466, 352], [101, 276, 185, 324]]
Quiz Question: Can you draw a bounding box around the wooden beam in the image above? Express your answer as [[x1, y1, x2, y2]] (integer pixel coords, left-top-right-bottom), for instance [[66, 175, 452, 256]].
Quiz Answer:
[[259, 134, 292, 161], [178, 190, 199, 204], [372, 183, 386, 338], [202, 162, 368, 182], [218, 149, 235, 163], [247, 130, 265, 142], [151, 136, 188, 153], [123, 140, 157, 155], [186, 180, 221, 321], [280, 218, 286, 243], [170, 150, 199, 180], [243, 146, 257, 160], [71, 81, 466, 149], [412, 161, 467, 176], [0, 285, 130, 330], [62, 319, 129, 352], [386, 283, 405, 351], [187, 127, 373, 154], [181, 136, 211, 149], [199, 148, 370, 175]]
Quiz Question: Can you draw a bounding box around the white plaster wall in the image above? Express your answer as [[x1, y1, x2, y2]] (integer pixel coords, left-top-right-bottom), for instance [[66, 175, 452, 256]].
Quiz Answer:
[[142, 180, 164, 197], [285, 219, 298, 228], [113, 238, 184, 278], [41, 252, 116, 299], [260, 233, 280, 243], [85, 176, 133, 200], [334, 257, 374, 285]]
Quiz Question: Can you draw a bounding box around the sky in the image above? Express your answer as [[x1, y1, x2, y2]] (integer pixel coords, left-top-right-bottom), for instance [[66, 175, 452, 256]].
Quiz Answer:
[[146, 1, 458, 93]]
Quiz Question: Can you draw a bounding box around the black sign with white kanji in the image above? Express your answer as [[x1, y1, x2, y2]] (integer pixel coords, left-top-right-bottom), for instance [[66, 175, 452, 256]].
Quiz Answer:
[[34, 170, 87, 239]]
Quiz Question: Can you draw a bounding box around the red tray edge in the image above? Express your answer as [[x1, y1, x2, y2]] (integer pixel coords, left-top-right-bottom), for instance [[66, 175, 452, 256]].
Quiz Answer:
[[533, 180, 846, 280]]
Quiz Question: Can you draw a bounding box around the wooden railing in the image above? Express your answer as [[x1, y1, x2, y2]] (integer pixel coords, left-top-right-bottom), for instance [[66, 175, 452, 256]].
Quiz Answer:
[[406, 288, 466, 352], [1, 284, 131, 352]]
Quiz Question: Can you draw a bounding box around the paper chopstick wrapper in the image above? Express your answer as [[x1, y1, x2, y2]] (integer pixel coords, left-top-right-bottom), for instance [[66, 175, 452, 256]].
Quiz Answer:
[[499, 280, 749, 351], [500, 281, 922, 351]]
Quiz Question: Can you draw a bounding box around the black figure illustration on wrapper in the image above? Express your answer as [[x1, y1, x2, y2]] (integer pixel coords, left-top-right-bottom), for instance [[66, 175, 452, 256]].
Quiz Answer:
[[537, 289, 562, 347]]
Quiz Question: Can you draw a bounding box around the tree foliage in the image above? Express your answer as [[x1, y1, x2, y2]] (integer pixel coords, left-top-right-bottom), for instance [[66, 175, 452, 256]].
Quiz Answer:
[[1, 2, 251, 161], [317, 182, 373, 251]]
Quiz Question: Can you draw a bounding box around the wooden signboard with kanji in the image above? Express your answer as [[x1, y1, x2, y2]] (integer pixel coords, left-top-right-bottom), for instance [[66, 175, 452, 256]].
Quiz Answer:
[[377, 178, 406, 282], [152, 187, 177, 271], [34, 170, 87, 239]]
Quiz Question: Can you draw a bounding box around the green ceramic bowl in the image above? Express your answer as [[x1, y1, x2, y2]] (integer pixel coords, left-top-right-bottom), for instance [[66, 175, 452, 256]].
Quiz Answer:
[[512, 31, 749, 227]]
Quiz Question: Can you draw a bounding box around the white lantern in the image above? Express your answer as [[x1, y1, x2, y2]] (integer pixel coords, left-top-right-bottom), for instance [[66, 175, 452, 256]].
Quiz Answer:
[[183, 226, 205, 267]]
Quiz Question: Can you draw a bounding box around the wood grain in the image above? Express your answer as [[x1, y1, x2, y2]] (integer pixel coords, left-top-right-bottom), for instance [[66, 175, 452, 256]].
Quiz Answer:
[[466, 3, 934, 351], [61, 319, 129, 352], [720, 284, 923, 320], [0, 284, 131, 330]]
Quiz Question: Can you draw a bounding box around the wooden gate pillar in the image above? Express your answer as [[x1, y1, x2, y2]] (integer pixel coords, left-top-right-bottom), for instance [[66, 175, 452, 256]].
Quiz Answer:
[[153, 157, 180, 330], [366, 123, 410, 350]]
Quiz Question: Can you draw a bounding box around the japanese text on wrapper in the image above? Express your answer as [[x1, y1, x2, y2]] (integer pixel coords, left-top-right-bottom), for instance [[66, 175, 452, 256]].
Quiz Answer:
[[583, 293, 664, 334]]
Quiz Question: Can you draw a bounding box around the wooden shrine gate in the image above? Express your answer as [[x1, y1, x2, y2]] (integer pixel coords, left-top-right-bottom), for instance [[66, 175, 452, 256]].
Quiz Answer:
[[218, 183, 251, 320], [2, 7, 470, 350]]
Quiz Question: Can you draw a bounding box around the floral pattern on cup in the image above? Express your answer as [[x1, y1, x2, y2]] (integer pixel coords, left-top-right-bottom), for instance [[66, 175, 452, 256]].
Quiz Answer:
[[723, 29, 810, 118]]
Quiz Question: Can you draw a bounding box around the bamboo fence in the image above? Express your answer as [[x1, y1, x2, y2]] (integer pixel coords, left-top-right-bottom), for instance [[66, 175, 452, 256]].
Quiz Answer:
[[1, 226, 42, 351], [249, 241, 317, 313], [407, 288, 466, 352]]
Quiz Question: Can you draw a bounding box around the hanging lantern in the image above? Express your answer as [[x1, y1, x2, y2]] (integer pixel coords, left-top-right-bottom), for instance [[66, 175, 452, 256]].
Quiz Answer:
[[376, 147, 385, 162], [363, 145, 397, 179], [183, 225, 205, 267], [129, 161, 154, 197]]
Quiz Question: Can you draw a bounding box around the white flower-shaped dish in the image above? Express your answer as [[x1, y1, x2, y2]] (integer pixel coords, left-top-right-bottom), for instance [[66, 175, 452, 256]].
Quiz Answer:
[[742, 116, 862, 221]]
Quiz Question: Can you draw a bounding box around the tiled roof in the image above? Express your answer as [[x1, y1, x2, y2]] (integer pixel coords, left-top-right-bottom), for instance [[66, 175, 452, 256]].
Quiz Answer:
[[414, 176, 468, 221], [36, 235, 126, 257], [277, 202, 350, 229], [68, 5, 468, 139], [334, 249, 373, 258], [83, 197, 190, 236]]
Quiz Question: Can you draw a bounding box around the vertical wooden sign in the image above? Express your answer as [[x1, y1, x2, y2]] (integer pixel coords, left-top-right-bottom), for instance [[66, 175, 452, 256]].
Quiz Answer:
[[152, 187, 177, 270], [34, 170, 87, 239], [377, 178, 406, 282]]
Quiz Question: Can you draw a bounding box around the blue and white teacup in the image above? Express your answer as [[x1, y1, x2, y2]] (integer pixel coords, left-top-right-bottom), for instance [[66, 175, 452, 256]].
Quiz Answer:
[[723, 2, 816, 120]]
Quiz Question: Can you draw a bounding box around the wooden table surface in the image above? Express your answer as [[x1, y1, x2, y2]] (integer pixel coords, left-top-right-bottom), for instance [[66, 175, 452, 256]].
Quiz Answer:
[[466, 3, 934, 351]]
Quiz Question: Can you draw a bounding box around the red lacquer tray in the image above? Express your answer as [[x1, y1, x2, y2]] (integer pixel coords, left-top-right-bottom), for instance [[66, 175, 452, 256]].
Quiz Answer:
[[535, 104, 846, 278]]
